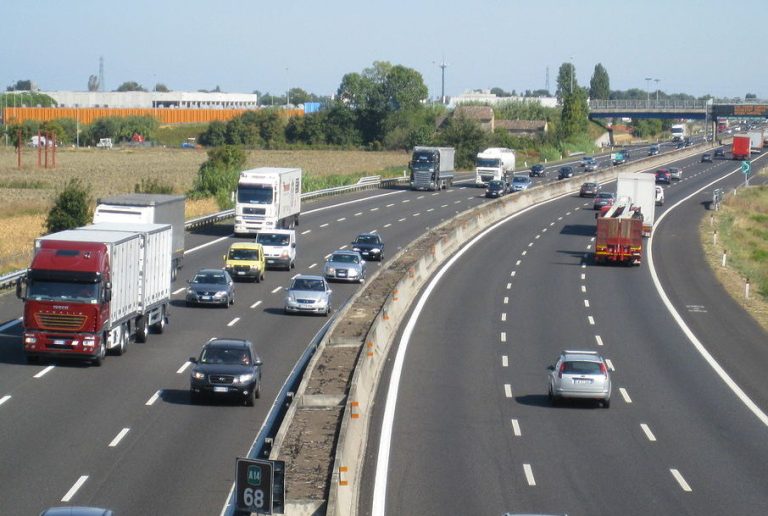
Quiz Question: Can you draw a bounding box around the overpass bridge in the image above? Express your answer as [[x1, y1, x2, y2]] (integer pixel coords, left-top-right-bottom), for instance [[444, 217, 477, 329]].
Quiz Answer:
[[589, 99, 768, 120]]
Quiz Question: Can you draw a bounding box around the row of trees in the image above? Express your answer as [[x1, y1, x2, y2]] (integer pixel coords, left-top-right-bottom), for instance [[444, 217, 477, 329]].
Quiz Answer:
[[4, 116, 158, 147]]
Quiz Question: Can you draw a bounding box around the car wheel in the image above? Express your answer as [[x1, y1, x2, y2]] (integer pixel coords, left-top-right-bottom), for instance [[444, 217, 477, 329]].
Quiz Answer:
[[255, 382, 261, 399], [245, 388, 256, 406], [602, 398, 611, 409]]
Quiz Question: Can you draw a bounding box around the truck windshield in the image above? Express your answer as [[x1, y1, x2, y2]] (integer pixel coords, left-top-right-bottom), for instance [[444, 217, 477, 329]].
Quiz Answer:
[[237, 185, 273, 205], [256, 233, 289, 246], [476, 158, 501, 168], [411, 162, 434, 172], [27, 280, 99, 303]]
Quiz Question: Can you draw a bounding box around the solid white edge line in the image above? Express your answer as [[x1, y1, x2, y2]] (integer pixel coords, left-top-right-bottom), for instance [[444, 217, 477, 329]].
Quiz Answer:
[[109, 428, 130, 447], [640, 423, 656, 442], [61, 475, 89, 502], [250, 300, 262, 309], [504, 384, 512, 398], [648, 158, 768, 428], [371, 191, 588, 514], [619, 388, 632, 403], [670, 469, 692, 492], [511, 419, 521, 436], [0, 395, 10, 406], [146, 390, 161, 405], [34, 365, 55, 378], [502, 355, 508, 367], [523, 464, 536, 486], [176, 362, 191, 374]]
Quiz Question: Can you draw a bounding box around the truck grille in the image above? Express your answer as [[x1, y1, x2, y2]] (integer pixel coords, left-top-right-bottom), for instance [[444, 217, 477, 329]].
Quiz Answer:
[[35, 313, 86, 331], [234, 265, 251, 271], [243, 207, 266, 215], [209, 374, 234, 384]]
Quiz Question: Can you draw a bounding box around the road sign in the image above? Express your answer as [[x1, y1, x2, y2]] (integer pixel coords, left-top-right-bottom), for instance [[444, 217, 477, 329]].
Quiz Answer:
[[235, 458, 285, 515], [741, 161, 751, 175]]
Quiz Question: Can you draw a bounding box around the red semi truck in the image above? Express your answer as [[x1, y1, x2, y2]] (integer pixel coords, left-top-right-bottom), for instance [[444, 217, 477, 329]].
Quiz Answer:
[[732, 134, 751, 161], [594, 201, 643, 266], [16, 223, 172, 365]]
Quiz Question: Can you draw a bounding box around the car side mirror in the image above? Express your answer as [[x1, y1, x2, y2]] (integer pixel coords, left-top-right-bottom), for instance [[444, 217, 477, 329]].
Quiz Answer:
[[189, 357, 198, 364], [547, 365, 555, 371], [104, 281, 112, 302], [15, 277, 25, 300], [327, 289, 333, 294], [291, 242, 296, 248], [254, 359, 263, 367]]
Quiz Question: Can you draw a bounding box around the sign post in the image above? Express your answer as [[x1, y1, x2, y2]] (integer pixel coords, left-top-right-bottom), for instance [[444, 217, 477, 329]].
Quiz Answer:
[[741, 160, 751, 186], [235, 458, 285, 515]]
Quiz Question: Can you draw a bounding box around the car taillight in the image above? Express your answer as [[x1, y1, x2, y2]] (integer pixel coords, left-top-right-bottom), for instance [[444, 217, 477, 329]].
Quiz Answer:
[[599, 363, 608, 377], [558, 363, 566, 378]]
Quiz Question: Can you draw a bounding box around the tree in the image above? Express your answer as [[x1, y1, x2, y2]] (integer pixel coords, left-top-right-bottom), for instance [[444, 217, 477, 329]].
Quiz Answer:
[[7, 79, 34, 91], [199, 120, 228, 147], [288, 87, 311, 105], [558, 87, 589, 140], [191, 146, 246, 208], [116, 81, 146, 92], [46, 179, 92, 233], [556, 63, 578, 102], [438, 114, 487, 169], [88, 75, 100, 92], [746, 93, 757, 99], [589, 63, 610, 100], [491, 87, 514, 97], [154, 83, 170, 92]]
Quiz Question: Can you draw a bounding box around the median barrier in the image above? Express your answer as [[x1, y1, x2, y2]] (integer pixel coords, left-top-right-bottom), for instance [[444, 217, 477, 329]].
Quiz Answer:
[[265, 144, 708, 516]]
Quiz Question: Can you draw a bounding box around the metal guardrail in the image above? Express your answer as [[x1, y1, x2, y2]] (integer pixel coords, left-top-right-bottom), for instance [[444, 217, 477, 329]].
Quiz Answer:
[[0, 175, 410, 290]]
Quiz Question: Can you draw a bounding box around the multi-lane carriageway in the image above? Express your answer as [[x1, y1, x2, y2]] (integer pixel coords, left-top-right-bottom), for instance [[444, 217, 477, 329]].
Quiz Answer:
[[0, 141, 756, 515], [361, 151, 768, 515]]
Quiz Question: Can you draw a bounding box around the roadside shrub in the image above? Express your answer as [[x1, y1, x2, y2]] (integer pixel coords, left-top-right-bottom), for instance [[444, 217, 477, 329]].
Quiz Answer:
[[45, 178, 92, 234], [135, 177, 174, 194]]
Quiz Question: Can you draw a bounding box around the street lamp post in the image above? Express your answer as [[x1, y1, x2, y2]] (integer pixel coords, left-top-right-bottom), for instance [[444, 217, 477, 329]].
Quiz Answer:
[[654, 79, 660, 102], [433, 58, 448, 104], [645, 77, 652, 103]]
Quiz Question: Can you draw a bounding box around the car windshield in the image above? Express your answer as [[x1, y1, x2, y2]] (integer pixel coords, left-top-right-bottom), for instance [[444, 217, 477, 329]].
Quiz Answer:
[[200, 347, 250, 365], [292, 278, 326, 291], [228, 249, 259, 260], [355, 235, 379, 244], [488, 181, 504, 189], [562, 361, 603, 374], [583, 183, 597, 188], [330, 254, 358, 264], [597, 193, 613, 199], [532, 164, 543, 171], [193, 273, 227, 284], [512, 177, 527, 183], [256, 233, 290, 246]]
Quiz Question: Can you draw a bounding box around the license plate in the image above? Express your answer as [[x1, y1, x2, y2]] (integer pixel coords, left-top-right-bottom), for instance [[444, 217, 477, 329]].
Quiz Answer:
[[573, 379, 592, 384], [213, 386, 228, 393], [267, 259, 275, 264], [237, 271, 245, 275], [202, 296, 211, 300], [54, 339, 66, 345]]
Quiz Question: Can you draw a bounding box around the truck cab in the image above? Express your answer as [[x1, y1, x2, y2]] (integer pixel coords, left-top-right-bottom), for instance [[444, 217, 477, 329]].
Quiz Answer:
[[224, 242, 266, 282], [256, 229, 296, 270]]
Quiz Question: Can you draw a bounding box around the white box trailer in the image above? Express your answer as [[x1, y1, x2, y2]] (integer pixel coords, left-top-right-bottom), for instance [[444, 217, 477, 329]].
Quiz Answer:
[[748, 130, 764, 152], [616, 172, 656, 237], [94, 194, 186, 280], [234, 167, 302, 235]]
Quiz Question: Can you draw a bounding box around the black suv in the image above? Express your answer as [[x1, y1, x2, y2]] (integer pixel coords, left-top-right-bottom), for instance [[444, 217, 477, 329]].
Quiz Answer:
[[189, 338, 263, 406], [558, 166, 574, 180], [529, 164, 546, 177]]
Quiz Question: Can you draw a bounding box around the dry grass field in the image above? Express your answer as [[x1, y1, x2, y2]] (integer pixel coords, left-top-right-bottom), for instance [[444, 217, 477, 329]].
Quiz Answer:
[[0, 146, 409, 273]]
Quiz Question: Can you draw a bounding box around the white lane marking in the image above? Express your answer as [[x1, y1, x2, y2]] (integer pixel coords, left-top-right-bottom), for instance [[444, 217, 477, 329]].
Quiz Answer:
[[454, 200, 461, 204], [535, 234, 541, 239], [502, 355, 508, 367], [401, 199, 410, 203], [173, 287, 185, 295], [413, 213, 421, 217], [320, 223, 329, 228], [431, 193, 439, 196], [511, 419, 521, 436], [581, 273, 586, 280], [566, 211, 572, 216], [146, 390, 161, 405], [467, 196, 474, 200], [398, 218, 406, 222], [250, 300, 262, 309], [647, 159, 768, 428], [301, 229, 311, 235], [34, 365, 55, 378], [441, 204, 448, 208], [503, 297, 509, 304], [515, 260, 521, 266], [340, 245, 348, 249], [354, 212, 362, 217], [542, 228, 547, 233], [595, 335, 603, 346], [0, 317, 22, 332], [62, 475, 89, 502], [670, 469, 692, 492], [586, 244, 592, 250], [590, 237, 595, 242], [584, 299, 590, 308], [558, 216, 563, 220], [176, 361, 191, 374], [605, 359, 615, 371], [308, 263, 317, 269], [528, 242, 533, 247], [501, 332, 507, 343], [383, 223, 392, 228], [0, 395, 10, 406], [501, 313, 506, 322], [588, 316, 595, 325], [581, 285, 586, 293], [640, 423, 656, 442], [521, 251, 527, 256], [619, 388, 632, 403], [506, 283, 512, 289], [574, 207, 580, 211], [550, 221, 555, 226], [386, 203, 395, 207], [227, 317, 240, 327], [109, 428, 130, 447], [417, 195, 425, 200], [504, 384, 512, 398], [510, 271, 516, 277], [581, 263, 586, 269], [337, 218, 346, 222], [271, 286, 282, 294], [427, 208, 434, 212], [523, 464, 536, 486]]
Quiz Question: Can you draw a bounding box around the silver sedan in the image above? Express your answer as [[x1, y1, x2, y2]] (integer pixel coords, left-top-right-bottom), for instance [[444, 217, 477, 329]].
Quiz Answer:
[[547, 350, 612, 407], [323, 250, 367, 283], [284, 275, 332, 316]]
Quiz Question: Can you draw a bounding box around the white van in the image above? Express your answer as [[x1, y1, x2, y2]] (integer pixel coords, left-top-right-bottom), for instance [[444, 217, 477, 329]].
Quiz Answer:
[[255, 229, 296, 270]]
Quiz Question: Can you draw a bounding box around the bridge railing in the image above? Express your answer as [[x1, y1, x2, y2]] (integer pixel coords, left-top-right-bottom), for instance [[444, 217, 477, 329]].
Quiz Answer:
[[589, 99, 709, 110]]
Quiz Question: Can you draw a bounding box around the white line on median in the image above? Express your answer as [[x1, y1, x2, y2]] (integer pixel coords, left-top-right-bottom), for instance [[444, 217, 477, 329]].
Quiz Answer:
[[619, 388, 632, 403], [109, 428, 130, 447], [250, 300, 262, 309], [176, 362, 191, 374], [502, 355, 508, 367], [500, 332, 507, 343], [34, 365, 55, 378], [523, 464, 536, 486], [640, 423, 656, 442], [146, 390, 161, 405], [595, 335, 603, 346], [504, 384, 512, 398], [62, 475, 88, 502], [588, 315, 595, 325], [670, 469, 692, 491], [511, 419, 521, 436], [227, 317, 240, 327]]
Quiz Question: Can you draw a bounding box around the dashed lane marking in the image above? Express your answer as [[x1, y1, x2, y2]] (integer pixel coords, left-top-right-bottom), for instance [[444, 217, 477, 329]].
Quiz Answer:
[[250, 300, 262, 309], [176, 361, 191, 374], [504, 384, 512, 398], [670, 469, 692, 492], [511, 419, 521, 436], [619, 388, 632, 403], [595, 335, 604, 346], [146, 390, 161, 406], [109, 428, 130, 447], [34, 365, 55, 378], [523, 464, 536, 486], [62, 475, 89, 502], [640, 423, 656, 442]]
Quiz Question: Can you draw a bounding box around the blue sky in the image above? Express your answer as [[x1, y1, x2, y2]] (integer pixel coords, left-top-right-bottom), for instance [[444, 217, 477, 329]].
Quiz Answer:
[[3, 0, 764, 99]]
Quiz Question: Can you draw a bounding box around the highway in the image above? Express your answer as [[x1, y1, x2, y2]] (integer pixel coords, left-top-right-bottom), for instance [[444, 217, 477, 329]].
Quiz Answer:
[[0, 141, 687, 515], [361, 151, 768, 515]]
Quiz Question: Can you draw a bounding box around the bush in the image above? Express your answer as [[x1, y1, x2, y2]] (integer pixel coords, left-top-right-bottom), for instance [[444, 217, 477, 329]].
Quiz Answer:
[[45, 178, 92, 234], [190, 146, 246, 209], [135, 177, 174, 194]]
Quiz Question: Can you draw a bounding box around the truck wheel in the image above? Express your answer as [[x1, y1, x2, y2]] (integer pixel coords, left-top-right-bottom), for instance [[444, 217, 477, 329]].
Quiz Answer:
[[171, 266, 178, 282], [114, 326, 128, 356], [135, 317, 149, 343], [151, 307, 166, 334], [93, 342, 106, 366]]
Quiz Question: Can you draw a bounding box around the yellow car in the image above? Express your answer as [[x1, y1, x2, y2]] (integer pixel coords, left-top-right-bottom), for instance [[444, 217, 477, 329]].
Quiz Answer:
[[224, 242, 265, 282]]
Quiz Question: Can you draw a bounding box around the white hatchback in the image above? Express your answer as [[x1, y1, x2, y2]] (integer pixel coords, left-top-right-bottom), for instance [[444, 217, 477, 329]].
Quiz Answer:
[[655, 185, 665, 206]]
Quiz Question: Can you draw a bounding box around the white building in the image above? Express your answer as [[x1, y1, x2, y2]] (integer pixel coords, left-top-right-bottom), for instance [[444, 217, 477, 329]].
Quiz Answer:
[[43, 90, 259, 109]]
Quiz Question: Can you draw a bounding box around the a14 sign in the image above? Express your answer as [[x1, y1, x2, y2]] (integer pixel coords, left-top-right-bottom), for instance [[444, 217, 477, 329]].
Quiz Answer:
[[235, 458, 285, 514]]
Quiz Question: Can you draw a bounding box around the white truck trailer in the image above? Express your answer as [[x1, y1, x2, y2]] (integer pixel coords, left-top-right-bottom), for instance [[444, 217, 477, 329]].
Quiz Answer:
[[748, 130, 764, 153], [234, 167, 302, 235], [409, 147, 455, 191], [474, 147, 516, 187], [616, 172, 656, 237], [93, 194, 186, 280]]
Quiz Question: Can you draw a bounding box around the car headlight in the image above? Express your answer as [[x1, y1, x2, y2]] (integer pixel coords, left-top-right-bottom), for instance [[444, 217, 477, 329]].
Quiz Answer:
[[352, 247, 361, 252], [214, 290, 228, 298], [235, 373, 255, 384], [192, 371, 205, 380], [186, 288, 195, 295], [326, 266, 336, 274], [347, 269, 359, 277], [370, 248, 381, 254]]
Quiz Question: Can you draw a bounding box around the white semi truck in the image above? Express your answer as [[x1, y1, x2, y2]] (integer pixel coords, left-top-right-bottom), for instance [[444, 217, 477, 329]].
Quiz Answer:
[[671, 124, 687, 142], [234, 167, 302, 235], [616, 172, 656, 237], [474, 147, 516, 187]]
